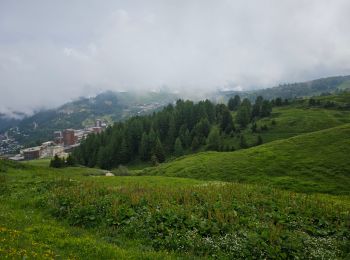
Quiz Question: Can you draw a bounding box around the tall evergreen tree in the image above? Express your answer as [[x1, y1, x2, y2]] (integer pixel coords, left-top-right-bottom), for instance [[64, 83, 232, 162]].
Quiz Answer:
[[153, 137, 165, 163], [174, 138, 184, 157], [206, 126, 221, 151], [256, 135, 263, 146], [252, 96, 264, 118], [66, 154, 76, 166], [119, 138, 130, 164], [261, 100, 272, 117], [239, 135, 248, 149], [220, 108, 234, 134], [191, 136, 200, 151], [167, 115, 176, 151], [139, 132, 150, 161], [236, 106, 251, 128], [228, 95, 241, 111]]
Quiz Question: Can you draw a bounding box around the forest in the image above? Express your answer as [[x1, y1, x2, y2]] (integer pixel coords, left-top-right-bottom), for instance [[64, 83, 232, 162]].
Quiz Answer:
[[73, 95, 276, 169]]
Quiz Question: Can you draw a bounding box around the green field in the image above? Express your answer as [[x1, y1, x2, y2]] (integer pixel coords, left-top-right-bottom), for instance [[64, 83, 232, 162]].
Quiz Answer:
[[1, 159, 350, 259]]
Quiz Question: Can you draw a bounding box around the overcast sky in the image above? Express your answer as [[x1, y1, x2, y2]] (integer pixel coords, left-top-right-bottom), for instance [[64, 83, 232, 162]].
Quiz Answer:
[[1, 0, 350, 115]]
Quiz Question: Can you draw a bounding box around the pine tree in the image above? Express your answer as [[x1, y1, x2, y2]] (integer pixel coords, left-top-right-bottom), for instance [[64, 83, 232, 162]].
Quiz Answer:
[[228, 95, 241, 111], [236, 106, 250, 128], [256, 135, 263, 146], [239, 135, 248, 149], [167, 115, 176, 151], [139, 132, 150, 161], [174, 137, 184, 157], [119, 138, 130, 164], [151, 154, 159, 166], [261, 100, 272, 117], [66, 154, 76, 166], [206, 126, 221, 151], [97, 145, 113, 170], [191, 136, 200, 151], [251, 122, 257, 133], [153, 137, 165, 163], [220, 109, 234, 134]]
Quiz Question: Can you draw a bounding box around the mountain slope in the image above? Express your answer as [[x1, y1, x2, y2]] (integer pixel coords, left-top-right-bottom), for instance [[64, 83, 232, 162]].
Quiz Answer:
[[4, 91, 177, 145], [142, 124, 350, 194], [221, 75, 350, 100]]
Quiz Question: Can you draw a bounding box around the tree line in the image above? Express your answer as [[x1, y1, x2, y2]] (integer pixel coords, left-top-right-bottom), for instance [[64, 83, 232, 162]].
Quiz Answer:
[[73, 96, 273, 169]]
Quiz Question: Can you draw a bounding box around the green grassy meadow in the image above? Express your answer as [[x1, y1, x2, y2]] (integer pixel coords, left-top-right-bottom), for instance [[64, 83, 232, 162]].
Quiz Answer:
[[143, 124, 350, 195], [1, 159, 350, 259]]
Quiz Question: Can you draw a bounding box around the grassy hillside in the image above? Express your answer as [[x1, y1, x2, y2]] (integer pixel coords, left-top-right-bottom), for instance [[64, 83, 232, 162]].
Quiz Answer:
[[221, 103, 350, 149], [142, 124, 350, 195], [1, 159, 349, 259]]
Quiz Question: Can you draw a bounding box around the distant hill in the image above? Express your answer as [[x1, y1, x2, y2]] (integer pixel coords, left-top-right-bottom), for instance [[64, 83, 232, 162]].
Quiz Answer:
[[142, 124, 350, 195], [4, 90, 177, 146], [220, 75, 350, 101], [0, 114, 20, 133]]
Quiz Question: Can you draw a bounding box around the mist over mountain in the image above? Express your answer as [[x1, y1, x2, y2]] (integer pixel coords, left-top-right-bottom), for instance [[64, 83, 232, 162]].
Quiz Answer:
[[2, 0, 350, 114]]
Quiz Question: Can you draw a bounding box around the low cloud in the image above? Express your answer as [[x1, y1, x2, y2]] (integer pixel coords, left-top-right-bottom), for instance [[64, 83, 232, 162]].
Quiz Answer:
[[1, 0, 350, 114]]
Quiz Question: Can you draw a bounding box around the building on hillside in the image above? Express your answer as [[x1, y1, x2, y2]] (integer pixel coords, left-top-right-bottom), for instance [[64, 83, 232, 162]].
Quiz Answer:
[[22, 147, 41, 160], [62, 129, 75, 146], [63, 143, 80, 153], [92, 127, 102, 134], [95, 119, 102, 127], [54, 131, 63, 145], [40, 141, 64, 158]]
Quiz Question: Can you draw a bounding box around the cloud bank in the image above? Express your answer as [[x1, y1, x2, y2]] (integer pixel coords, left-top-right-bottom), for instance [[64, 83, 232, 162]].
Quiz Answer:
[[1, 0, 350, 114]]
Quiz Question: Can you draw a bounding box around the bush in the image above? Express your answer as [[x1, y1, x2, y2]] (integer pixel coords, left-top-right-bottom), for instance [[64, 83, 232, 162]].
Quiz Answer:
[[50, 155, 65, 168], [114, 165, 130, 176]]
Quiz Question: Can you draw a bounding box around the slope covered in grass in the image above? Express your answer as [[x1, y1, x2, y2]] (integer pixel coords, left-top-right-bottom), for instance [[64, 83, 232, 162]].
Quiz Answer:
[[1, 159, 350, 259], [143, 124, 350, 194]]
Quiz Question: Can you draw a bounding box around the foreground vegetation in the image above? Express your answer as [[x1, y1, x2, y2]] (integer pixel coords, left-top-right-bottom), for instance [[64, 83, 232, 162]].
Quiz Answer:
[[1, 159, 349, 259]]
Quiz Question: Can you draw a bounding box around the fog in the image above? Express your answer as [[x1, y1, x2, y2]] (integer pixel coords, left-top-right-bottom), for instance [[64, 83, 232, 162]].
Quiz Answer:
[[1, 0, 350, 115]]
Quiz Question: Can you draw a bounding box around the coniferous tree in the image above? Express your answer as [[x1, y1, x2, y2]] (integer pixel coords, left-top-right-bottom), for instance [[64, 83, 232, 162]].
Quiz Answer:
[[228, 95, 241, 111], [261, 100, 272, 117], [206, 126, 221, 151], [167, 115, 176, 151], [191, 136, 200, 151], [220, 108, 234, 134], [153, 137, 165, 163], [151, 154, 159, 166], [251, 122, 257, 133], [119, 138, 130, 164], [239, 135, 248, 149], [179, 125, 191, 148], [275, 97, 283, 106], [97, 145, 113, 169], [236, 106, 251, 128], [256, 135, 263, 146], [174, 137, 184, 157], [252, 96, 263, 118], [66, 154, 76, 166], [139, 132, 150, 161]]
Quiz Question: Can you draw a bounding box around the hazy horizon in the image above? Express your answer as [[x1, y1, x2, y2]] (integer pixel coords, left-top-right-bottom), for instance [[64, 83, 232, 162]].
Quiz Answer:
[[1, 0, 350, 115]]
